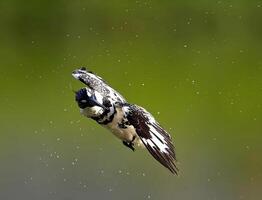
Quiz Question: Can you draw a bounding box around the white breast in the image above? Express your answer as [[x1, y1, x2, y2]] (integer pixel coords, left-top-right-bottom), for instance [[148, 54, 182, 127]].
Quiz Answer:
[[103, 107, 143, 147]]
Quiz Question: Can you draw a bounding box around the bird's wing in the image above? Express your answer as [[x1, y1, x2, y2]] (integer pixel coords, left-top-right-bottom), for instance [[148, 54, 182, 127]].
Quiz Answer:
[[72, 67, 126, 103], [125, 104, 178, 174]]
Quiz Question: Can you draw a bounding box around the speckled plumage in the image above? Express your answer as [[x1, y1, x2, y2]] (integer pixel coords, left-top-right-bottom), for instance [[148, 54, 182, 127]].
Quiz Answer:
[[72, 67, 178, 174]]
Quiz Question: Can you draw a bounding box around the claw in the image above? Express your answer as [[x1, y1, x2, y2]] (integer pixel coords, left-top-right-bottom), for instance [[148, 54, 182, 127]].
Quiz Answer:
[[123, 141, 135, 151]]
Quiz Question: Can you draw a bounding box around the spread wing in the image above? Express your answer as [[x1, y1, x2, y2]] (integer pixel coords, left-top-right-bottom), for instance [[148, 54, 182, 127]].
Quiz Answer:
[[126, 104, 178, 174], [72, 67, 126, 103]]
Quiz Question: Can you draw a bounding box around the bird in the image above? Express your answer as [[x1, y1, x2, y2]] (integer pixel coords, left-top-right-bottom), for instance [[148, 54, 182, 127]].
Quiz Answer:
[[72, 67, 178, 174]]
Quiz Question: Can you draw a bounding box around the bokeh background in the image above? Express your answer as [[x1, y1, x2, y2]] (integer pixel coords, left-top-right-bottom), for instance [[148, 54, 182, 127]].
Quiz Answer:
[[0, 0, 262, 199]]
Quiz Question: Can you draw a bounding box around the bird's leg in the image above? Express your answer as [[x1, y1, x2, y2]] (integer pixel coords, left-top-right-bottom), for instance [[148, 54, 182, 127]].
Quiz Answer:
[[122, 136, 136, 151], [123, 141, 135, 151]]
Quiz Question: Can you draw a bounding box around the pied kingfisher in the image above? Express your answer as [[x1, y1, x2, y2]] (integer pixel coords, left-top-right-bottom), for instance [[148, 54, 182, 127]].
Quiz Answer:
[[72, 67, 178, 174]]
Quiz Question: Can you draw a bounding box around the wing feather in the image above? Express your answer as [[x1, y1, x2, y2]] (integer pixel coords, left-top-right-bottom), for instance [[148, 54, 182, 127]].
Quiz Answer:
[[126, 105, 178, 174]]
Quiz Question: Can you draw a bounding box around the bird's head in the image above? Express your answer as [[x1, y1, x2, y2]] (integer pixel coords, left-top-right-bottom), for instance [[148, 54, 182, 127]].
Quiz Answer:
[[75, 88, 107, 110]]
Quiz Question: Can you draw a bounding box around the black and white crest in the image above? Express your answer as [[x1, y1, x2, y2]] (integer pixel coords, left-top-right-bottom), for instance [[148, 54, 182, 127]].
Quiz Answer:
[[72, 67, 178, 175], [72, 67, 126, 103]]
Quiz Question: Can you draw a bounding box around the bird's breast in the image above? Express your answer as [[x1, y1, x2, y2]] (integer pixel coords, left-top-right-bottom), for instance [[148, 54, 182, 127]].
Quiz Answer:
[[103, 107, 143, 146]]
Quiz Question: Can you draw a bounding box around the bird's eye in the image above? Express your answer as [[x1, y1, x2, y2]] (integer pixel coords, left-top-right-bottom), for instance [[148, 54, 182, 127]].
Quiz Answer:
[[81, 100, 87, 103]]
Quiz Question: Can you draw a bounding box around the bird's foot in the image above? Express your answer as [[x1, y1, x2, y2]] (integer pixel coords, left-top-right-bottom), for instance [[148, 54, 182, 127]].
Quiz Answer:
[[123, 141, 135, 151]]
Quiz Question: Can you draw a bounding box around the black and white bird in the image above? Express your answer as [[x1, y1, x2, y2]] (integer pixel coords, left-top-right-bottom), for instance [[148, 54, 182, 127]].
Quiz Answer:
[[72, 67, 178, 174]]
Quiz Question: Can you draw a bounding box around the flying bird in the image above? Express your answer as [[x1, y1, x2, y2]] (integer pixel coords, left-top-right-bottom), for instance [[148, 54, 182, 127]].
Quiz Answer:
[[72, 67, 178, 174]]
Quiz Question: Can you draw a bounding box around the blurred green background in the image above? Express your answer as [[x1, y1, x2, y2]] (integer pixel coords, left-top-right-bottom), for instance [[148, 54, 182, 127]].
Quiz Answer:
[[0, 0, 262, 199]]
